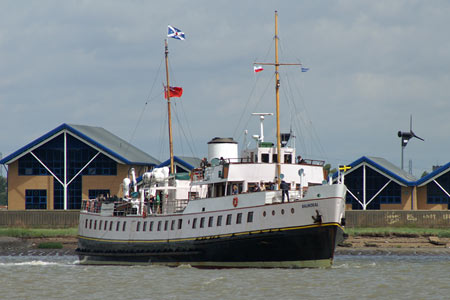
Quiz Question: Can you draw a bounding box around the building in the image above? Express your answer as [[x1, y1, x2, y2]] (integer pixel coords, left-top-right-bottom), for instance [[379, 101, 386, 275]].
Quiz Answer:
[[0, 124, 160, 210], [342, 156, 450, 210]]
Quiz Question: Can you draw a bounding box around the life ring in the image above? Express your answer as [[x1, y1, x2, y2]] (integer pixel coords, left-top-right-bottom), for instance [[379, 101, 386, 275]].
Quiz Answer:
[[232, 197, 238, 207]]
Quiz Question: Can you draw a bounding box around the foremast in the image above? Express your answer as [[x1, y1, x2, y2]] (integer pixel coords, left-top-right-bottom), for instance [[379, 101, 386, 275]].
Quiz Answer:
[[165, 39, 175, 174], [255, 11, 301, 188]]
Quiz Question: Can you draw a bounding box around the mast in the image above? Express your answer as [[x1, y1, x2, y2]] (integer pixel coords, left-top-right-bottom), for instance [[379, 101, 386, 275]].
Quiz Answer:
[[165, 39, 175, 174], [254, 11, 301, 188], [274, 11, 281, 187]]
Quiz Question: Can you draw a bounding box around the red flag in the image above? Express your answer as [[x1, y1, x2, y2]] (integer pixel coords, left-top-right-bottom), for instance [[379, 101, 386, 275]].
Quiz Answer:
[[164, 86, 183, 99]]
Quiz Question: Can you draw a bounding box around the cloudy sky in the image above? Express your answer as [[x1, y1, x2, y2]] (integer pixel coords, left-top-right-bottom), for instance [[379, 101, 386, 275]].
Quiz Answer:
[[1, 0, 449, 177]]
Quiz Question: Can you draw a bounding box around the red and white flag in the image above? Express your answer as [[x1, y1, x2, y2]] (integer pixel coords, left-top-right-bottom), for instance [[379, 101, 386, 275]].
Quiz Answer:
[[164, 86, 183, 99], [253, 65, 264, 73]]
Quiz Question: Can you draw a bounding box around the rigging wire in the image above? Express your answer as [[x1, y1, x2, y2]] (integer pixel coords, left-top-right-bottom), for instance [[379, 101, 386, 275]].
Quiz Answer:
[[173, 102, 197, 158]]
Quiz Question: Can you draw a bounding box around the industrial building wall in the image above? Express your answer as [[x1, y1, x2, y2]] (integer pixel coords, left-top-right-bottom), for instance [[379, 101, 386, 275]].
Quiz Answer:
[[7, 161, 54, 210]]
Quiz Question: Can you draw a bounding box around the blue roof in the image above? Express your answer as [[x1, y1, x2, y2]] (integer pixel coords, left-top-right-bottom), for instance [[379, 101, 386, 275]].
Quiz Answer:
[[416, 162, 450, 186], [0, 123, 160, 166], [156, 156, 201, 170], [333, 156, 418, 186]]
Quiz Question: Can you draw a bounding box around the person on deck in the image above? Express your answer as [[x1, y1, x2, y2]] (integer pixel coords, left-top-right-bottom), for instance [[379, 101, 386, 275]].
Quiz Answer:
[[232, 185, 239, 195], [280, 180, 290, 203]]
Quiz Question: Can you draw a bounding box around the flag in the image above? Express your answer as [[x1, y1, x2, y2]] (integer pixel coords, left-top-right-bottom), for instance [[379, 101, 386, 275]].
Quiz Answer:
[[168, 25, 185, 40], [254, 65, 264, 73], [164, 86, 183, 99], [301, 67, 309, 72]]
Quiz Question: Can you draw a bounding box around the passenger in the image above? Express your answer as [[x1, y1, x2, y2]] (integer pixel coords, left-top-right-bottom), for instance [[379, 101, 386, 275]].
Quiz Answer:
[[260, 181, 266, 191], [232, 185, 239, 195], [253, 183, 261, 192], [280, 180, 290, 203]]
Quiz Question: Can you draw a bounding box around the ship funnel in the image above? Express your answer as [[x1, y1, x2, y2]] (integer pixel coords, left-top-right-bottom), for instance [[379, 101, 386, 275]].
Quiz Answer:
[[207, 137, 238, 162]]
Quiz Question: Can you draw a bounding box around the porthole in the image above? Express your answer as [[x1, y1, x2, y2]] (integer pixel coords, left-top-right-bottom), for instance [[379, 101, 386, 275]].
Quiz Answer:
[[263, 211, 267, 217], [272, 210, 275, 216], [291, 208, 295, 214], [281, 209, 285, 215]]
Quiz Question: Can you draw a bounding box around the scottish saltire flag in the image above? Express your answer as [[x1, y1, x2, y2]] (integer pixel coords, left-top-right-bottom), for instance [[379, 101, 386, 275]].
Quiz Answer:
[[301, 67, 309, 72], [168, 25, 185, 40]]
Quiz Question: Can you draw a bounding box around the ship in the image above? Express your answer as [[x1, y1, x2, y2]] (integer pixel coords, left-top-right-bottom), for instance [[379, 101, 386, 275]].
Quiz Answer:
[[76, 11, 347, 268]]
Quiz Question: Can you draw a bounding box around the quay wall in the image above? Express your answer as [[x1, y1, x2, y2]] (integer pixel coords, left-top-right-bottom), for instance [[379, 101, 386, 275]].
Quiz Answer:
[[0, 210, 449, 228]]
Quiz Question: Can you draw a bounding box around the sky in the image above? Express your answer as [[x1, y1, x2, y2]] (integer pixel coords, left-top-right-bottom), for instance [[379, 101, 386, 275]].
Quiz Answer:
[[0, 0, 449, 177]]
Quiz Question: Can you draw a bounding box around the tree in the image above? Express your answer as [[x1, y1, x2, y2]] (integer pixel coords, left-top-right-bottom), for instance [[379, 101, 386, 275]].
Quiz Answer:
[[0, 176, 6, 206]]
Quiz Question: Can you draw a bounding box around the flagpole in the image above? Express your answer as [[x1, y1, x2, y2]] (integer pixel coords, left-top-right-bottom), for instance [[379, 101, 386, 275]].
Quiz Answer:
[[165, 39, 175, 174]]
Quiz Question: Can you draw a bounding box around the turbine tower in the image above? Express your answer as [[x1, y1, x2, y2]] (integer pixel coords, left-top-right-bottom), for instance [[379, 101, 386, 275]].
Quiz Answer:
[[398, 115, 424, 170]]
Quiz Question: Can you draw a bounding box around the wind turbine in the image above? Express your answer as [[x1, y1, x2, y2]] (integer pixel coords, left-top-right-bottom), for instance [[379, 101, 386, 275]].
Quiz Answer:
[[397, 115, 424, 170]]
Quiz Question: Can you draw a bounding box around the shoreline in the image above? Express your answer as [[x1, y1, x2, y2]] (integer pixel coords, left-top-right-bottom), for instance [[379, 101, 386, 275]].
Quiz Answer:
[[0, 236, 449, 257]]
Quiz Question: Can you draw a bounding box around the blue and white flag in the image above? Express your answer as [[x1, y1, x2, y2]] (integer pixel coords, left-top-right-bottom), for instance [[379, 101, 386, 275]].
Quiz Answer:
[[168, 25, 185, 40], [301, 67, 309, 72]]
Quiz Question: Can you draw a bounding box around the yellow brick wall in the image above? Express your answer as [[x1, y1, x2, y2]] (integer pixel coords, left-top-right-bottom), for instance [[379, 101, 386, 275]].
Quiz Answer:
[[7, 161, 54, 210], [7, 162, 150, 210]]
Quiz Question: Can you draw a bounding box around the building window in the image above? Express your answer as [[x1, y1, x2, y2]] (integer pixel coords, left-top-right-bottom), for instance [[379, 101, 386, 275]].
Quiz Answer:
[[89, 189, 110, 199], [247, 212, 254, 223], [236, 213, 242, 224], [25, 189, 47, 210], [427, 173, 450, 204], [226, 214, 232, 225], [208, 216, 214, 227], [217, 215, 222, 226]]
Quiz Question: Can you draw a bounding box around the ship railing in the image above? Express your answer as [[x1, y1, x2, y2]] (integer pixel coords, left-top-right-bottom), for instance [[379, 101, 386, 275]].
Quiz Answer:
[[81, 199, 102, 214]]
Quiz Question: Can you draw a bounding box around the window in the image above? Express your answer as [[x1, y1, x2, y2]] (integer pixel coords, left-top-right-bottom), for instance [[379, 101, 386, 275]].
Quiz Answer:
[[164, 220, 168, 231], [104, 221, 108, 230], [171, 220, 175, 230], [122, 222, 127, 231], [427, 172, 450, 204], [116, 221, 120, 231], [109, 221, 113, 231], [136, 222, 141, 232], [88, 189, 110, 199], [200, 217, 205, 228], [89, 219, 92, 229], [85, 219, 88, 228], [192, 218, 197, 229], [208, 216, 214, 227], [150, 221, 154, 231], [157, 221, 162, 231], [25, 190, 47, 210], [143, 221, 147, 232], [99, 220, 103, 230], [247, 212, 254, 223], [261, 153, 269, 163], [94, 220, 97, 230], [226, 214, 232, 225], [236, 213, 242, 224], [178, 219, 183, 230], [217, 215, 222, 226]]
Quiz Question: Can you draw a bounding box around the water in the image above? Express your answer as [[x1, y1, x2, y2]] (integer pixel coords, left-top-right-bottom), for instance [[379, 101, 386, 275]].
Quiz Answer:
[[0, 255, 449, 300]]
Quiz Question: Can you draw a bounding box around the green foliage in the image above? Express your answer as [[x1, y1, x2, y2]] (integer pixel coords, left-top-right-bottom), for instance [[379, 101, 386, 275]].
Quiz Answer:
[[421, 171, 429, 178], [0, 227, 78, 238], [345, 227, 450, 238], [37, 242, 63, 249], [0, 176, 6, 206]]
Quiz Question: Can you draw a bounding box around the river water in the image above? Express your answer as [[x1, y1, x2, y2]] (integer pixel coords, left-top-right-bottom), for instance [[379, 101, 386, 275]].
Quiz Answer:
[[1, 255, 449, 300]]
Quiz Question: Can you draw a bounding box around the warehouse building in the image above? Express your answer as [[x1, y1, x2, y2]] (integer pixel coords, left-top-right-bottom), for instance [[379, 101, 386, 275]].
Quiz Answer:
[[342, 156, 450, 210], [0, 124, 160, 210]]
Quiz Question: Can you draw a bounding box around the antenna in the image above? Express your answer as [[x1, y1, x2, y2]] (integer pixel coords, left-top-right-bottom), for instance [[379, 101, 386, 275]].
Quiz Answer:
[[397, 115, 424, 170], [251, 113, 273, 143]]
